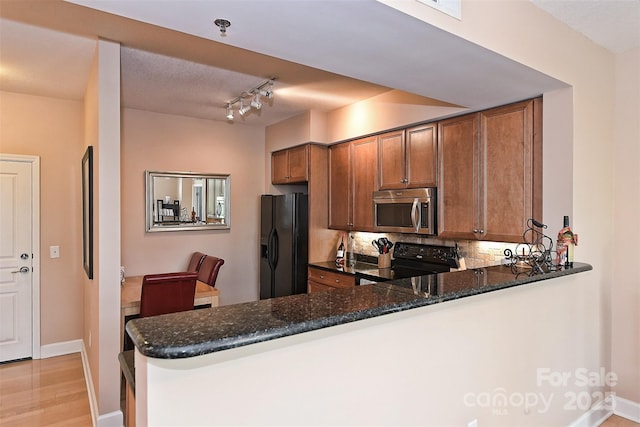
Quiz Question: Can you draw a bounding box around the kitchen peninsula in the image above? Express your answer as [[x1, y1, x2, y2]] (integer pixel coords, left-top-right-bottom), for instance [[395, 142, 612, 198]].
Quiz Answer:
[[126, 263, 591, 425]]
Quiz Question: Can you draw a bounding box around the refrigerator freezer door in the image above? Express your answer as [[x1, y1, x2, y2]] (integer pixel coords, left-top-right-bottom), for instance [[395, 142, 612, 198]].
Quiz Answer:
[[273, 195, 294, 297], [259, 193, 308, 300], [259, 195, 274, 300]]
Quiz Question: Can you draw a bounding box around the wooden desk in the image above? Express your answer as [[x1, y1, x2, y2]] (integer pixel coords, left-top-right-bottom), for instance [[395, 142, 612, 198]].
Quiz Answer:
[[120, 275, 220, 349]]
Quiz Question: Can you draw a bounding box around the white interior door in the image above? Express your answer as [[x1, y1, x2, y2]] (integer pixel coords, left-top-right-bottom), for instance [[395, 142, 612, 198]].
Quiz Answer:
[[0, 159, 34, 362]]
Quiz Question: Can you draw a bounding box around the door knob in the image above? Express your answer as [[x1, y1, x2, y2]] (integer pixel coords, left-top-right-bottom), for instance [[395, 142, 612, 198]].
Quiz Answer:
[[11, 266, 30, 273]]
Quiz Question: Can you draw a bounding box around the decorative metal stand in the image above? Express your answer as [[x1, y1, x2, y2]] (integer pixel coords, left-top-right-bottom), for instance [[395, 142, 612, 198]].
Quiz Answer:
[[503, 218, 559, 275]]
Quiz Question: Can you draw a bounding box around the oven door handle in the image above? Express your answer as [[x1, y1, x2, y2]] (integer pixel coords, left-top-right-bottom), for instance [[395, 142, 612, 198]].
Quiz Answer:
[[411, 198, 420, 233]]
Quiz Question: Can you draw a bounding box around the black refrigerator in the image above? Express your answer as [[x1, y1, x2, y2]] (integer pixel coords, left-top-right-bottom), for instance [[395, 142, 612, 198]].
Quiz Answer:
[[260, 193, 309, 299]]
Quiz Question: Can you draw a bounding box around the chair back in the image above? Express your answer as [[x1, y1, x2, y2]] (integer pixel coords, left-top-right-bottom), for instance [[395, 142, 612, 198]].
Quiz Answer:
[[187, 252, 206, 272], [197, 256, 225, 287], [139, 272, 198, 318]]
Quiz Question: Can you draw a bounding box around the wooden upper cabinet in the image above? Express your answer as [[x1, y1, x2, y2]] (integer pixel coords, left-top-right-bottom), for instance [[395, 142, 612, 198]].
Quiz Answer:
[[271, 145, 309, 184], [378, 125, 437, 190], [437, 113, 480, 241], [351, 136, 377, 231], [328, 142, 351, 230], [437, 98, 542, 243], [329, 136, 378, 231], [271, 150, 289, 184], [481, 98, 540, 242], [406, 123, 437, 188], [378, 130, 406, 189]]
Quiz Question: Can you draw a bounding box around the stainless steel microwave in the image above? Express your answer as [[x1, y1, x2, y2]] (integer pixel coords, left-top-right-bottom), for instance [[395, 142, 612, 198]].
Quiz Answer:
[[373, 188, 436, 235]]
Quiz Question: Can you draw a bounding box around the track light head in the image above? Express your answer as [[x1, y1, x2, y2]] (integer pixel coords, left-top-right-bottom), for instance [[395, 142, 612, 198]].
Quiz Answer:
[[238, 100, 251, 116], [250, 93, 262, 110]]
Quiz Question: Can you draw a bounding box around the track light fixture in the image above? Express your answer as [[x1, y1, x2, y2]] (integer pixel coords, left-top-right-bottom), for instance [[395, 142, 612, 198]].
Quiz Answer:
[[225, 79, 275, 121]]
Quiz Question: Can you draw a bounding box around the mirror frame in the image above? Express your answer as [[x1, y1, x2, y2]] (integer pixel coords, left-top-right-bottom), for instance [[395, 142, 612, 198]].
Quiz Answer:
[[145, 170, 231, 232]]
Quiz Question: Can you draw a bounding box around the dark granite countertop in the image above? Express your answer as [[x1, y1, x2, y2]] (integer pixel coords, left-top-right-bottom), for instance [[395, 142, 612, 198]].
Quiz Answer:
[[126, 262, 592, 359]]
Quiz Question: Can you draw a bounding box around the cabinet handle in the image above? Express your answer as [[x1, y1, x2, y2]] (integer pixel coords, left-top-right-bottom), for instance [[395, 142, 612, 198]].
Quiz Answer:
[[320, 275, 325, 279], [479, 230, 485, 234], [473, 229, 479, 233], [335, 279, 340, 283]]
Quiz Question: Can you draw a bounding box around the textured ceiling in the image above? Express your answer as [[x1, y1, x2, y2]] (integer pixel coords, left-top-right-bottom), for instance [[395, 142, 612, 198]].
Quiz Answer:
[[1, 0, 638, 128], [530, 0, 640, 53], [62, 0, 567, 113]]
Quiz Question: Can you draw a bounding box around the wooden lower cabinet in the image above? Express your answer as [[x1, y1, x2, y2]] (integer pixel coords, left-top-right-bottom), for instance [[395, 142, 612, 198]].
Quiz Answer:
[[307, 266, 356, 292]]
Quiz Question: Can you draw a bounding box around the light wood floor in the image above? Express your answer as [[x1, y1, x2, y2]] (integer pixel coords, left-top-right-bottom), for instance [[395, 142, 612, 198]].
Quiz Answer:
[[0, 353, 637, 427], [602, 414, 640, 427], [0, 353, 92, 426]]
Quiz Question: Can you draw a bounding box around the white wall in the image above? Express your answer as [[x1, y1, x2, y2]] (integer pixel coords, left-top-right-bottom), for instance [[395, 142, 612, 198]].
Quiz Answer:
[[139, 273, 604, 426], [612, 47, 640, 404], [121, 108, 266, 305], [381, 0, 640, 412]]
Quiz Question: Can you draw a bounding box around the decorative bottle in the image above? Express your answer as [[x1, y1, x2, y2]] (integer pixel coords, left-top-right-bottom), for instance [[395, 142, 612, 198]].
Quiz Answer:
[[557, 215, 578, 267], [335, 235, 345, 267]]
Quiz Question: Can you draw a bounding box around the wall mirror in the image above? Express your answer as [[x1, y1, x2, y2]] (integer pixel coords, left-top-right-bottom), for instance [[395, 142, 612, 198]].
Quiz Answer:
[[145, 171, 230, 232]]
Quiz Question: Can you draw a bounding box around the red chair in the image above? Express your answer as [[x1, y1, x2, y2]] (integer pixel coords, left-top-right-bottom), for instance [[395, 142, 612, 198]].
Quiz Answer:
[[197, 256, 224, 287], [139, 272, 198, 318], [187, 252, 206, 272]]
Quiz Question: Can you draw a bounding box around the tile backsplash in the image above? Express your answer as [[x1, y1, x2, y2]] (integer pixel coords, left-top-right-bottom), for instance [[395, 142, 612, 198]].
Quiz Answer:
[[346, 231, 516, 269]]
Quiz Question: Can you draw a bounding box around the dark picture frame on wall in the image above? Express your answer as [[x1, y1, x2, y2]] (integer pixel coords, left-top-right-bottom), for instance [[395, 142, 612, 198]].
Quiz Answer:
[[82, 146, 94, 279]]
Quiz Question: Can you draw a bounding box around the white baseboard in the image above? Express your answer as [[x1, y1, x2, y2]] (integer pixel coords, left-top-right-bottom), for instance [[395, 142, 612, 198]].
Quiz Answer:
[[97, 411, 124, 427], [80, 341, 99, 427], [40, 339, 83, 358], [567, 398, 612, 427], [614, 396, 640, 423], [79, 341, 124, 427]]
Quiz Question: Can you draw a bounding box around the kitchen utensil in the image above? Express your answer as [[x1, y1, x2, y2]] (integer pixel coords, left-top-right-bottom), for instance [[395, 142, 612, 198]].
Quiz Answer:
[[372, 240, 382, 253]]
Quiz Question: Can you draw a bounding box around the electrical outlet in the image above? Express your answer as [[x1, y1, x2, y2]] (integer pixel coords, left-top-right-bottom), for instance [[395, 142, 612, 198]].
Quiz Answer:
[[468, 419, 478, 427], [49, 245, 60, 258]]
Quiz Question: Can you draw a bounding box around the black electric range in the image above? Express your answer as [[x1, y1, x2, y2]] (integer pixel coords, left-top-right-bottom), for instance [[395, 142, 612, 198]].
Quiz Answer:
[[347, 242, 459, 283], [310, 242, 460, 287], [391, 242, 458, 276], [376, 242, 459, 296]]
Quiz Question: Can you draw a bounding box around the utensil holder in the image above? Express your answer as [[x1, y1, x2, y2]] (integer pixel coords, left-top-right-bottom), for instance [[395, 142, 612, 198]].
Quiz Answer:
[[378, 252, 391, 268]]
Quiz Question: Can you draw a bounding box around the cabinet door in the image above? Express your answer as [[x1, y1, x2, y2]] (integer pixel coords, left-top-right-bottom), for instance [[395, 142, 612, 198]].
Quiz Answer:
[[329, 143, 351, 229], [308, 281, 334, 293], [351, 136, 378, 231], [481, 99, 536, 242], [308, 267, 356, 288], [287, 145, 309, 183], [271, 150, 289, 184], [378, 130, 406, 190], [406, 123, 437, 188], [437, 113, 480, 240]]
